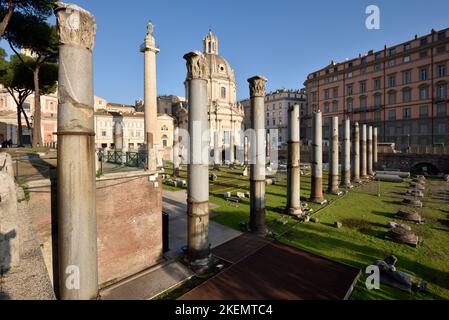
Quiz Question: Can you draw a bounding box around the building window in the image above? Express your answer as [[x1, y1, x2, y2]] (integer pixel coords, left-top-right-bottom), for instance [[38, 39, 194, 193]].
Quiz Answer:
[[374, 78, 381, 90], [404, 125, 411, 135], [420, 124, 428, 134], [388, 91, 397, 105], [420, 51, 428, 58], [388, 75, 396, 87], [324, 102, 330, 113], [374, 93, 382, 107], [360, 68, 367, 75], [403, 107, 412, 119], [388, 48, 396, 56], [419, 86, 429, 100], [333, 87, 338, 98], [375, 52, 382, 60], [403, 55, 411, 63], [437, 83, 447, 99], [438, 31, 446, 41], [162, 135, 168, 148], [388, 59, 396, 67], [324, 77, 330, 84], [360, 96, 367, 110], [347, 99, 353, 112], [438, 123, 446, 134], [347, 72, 353, 78], [438, 64, 447, 77], [403, 88, 412, 103], [420, 106, 429, 118], [419, 67, 428, 81], [360, 81, 366, 93], [437, 45, 446, 54], [388, 126, 396, 136], [420, 38, 428, 46], [404, 43, 411, 51], [102, 131, 107, 137], [402, 71, 412, 84], [324, 89, 329, 100], [388, 110, 396, 121], [221, 87, 226, 99], [374, 63, 382, 72], [437, 103, 447, 116], [347, 84, 353, 96], [375, 110, 381, 121], [332, 101, 338, 112]]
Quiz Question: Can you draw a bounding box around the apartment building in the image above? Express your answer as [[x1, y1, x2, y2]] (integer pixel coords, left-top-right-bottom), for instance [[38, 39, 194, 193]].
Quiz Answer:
[[304, 28, 449, 149]]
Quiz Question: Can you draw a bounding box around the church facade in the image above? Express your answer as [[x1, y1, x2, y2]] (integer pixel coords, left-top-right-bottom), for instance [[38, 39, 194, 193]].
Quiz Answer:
[[176, 31, 245, 162]]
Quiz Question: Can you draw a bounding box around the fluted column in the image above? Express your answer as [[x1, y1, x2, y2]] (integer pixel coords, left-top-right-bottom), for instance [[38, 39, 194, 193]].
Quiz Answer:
[[248, 76, 268, 236], [310, 110, 326, 204], [140, 22, 160, 172], [184, 51, 210, 266], [328, 117, 340, 195], [352, 122, 361, 184], [54, 2, 98, 300], [286, 104, 302, 216]]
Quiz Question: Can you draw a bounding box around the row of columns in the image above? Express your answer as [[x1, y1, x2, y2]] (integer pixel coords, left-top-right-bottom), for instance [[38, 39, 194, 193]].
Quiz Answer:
[[310, 111, 379, 203]]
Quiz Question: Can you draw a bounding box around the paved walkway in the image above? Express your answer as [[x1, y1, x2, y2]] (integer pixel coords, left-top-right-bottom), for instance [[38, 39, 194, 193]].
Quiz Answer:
[[163, 190, 242, 258]]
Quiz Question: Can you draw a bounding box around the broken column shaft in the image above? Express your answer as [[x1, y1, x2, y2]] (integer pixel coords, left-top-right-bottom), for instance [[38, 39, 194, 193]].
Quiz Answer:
[[54, 2, 98, 300], [243, 135, 248, 176], [361, 124, 368, 178], [114, 121, 123, 150], [184, 51, 210, 266], [248, 76, 268, 236], [342, 118, 352, 188], [310, 110, 326, 204], [213, 131, 220, 170], [286, 104, 302, 216], [328, 117, 340, 195], [368, 126, 374, 176], [352, 122, 361, 184], [173, 126, 180, 177]]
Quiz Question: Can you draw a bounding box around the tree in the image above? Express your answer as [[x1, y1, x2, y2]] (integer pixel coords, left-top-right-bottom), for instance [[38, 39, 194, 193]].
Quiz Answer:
[[6, 17, 58, 147], [0, 0, 55, 38], [0, 48, 57, 146]]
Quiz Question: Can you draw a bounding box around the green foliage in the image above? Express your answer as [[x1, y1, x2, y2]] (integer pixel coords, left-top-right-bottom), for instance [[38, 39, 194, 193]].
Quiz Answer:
[[0, 1, 55, 19]]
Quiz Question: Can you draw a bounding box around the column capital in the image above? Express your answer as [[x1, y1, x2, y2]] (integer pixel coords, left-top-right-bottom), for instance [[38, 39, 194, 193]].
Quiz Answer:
[[184, 51, 209, 80], [54, 2, 96, 51], [248, 75, 267, 98]]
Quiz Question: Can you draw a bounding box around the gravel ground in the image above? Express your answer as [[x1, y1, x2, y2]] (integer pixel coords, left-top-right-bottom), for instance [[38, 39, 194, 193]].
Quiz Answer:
[[0, 187, 55, 300]]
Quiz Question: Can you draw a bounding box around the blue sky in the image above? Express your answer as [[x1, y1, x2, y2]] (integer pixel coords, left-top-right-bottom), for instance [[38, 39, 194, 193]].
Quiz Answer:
[[7, 0, 449, 104]]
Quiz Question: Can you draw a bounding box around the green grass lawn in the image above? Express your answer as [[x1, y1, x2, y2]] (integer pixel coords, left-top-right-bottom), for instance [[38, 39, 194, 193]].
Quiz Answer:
[[162, 164, 449, 300]]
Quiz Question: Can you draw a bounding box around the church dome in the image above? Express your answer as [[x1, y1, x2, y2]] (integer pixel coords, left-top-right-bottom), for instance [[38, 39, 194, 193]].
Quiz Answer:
[[203, 30, 235, 82]]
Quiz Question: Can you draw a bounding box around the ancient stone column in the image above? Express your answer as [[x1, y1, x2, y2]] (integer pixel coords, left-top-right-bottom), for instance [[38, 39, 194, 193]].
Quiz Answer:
[[266, 131, 271, 167], [328, 117, 340, 195], [368, 126, 374, 176], [54, 3, 98, 300], [243, 135, 248, 177], [173, 126, 180, 177], [373, 127, 378, 171], [361, 124, 368, 178], [286, 104, 302, 216], [230, 121, 235, 165], [342, 118, 352, 188], [213, 131, 220, 170], [352, 122, 361, 184], [114, 120, 123, 150], [248, 76, 268, 236], [184, 51, 210, 266], [141, 22, 160, 172], [310, 110, 326, 204]]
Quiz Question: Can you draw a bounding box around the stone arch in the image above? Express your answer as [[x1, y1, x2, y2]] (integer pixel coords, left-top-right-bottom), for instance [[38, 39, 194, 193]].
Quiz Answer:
[[410, 162, 440, 175]]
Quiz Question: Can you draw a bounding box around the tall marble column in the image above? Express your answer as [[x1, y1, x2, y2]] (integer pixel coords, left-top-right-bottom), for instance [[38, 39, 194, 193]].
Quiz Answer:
[[373, 127, 378, 171], [328, 117, 340, 195], [361, 124, 368, 178], [248, 76, 268, 236], [352, 122, 361, 184], [266, 131, 271, 167], [140, 22, 160, 172], [310, 110, 326, 204], [213, 131, 220, 171], [368, 126, 374, 176], [184, 51, 210, 266], [230, 120, 235, 165], [286, 104, 302, 216], [114, 120, 123, 150], [54, 2, 98, 300], [173, 126, 180, 177], [342, 118, 352, 188]]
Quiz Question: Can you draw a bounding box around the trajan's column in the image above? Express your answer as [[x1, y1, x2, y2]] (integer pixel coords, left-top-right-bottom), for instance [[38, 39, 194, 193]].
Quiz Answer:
[[141, 22, 160, 172]]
